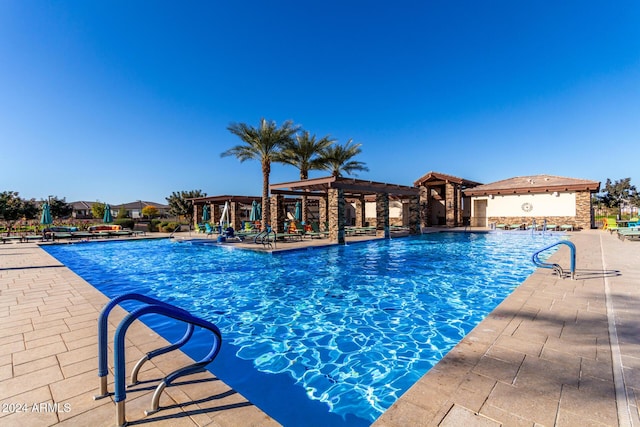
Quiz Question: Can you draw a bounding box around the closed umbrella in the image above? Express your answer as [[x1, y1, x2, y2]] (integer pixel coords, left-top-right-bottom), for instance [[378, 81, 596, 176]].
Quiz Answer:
[[294, 200, 302, 221], [40, 202, 53, 226], [202, 205, 210, 222], [249, 200, 259, 221], [103, 204, 113, 223]]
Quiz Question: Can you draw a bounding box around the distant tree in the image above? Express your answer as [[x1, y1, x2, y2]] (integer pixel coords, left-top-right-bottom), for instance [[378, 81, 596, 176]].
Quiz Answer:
[[274, 130, 335, 223], [91, 202, 106, 220], [320, 139, 369, 177], [117, 206, 128, 219], [0, 191, 38, 235], [141, 205, 159, 219], [598, 178, 639, 216], [166, 190, 207, 228], [222, 118, 299, 230], [48, 196, 73, 219]]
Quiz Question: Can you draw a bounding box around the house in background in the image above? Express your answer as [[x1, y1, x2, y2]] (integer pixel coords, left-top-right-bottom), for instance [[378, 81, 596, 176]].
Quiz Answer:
[[70, 201, 96, 219], [463, 175, 600, 230], [112, 201, 170, 219], [70, 200, 170, 220]]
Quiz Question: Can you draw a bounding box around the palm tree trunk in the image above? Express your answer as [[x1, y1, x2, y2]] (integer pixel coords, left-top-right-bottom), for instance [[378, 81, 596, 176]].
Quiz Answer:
[[300, 170, 308, 224], [262, 160, 271, 230]]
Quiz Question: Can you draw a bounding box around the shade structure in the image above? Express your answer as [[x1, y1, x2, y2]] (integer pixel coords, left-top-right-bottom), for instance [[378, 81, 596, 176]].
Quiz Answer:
[[202, 204, 210, 222], [103, 204, 113, 223], [294, 200, 302, 221], [249, 200, 259, 221], [40, 202, 53, 225]]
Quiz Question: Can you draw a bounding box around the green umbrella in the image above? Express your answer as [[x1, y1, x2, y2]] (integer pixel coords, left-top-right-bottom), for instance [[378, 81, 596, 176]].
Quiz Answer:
[[294, 200, 302, 221], [40, 202, 53, 226], [103, 204, 113, 223], [202, 205, 210, 222], [249, 200, 259, 221]]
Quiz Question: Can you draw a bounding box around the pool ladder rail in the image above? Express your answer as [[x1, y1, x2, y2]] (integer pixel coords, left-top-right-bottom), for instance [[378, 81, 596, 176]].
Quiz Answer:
[[532, 240, 576, 280], [254, 226, 276, 248], [94, 293, 222, 427]]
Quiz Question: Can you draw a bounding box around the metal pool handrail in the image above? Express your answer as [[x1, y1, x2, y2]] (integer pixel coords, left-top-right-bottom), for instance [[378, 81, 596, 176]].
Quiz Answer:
[[531, 240, 576, 280], [94, 293, 222, 427]]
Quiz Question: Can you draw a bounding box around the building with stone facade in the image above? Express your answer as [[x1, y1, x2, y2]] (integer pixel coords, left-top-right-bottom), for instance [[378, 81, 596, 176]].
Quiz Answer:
[[463, 174, 600, 230]]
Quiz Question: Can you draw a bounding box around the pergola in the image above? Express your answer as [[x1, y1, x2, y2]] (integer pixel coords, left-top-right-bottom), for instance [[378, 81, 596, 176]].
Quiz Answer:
[[270, 176, 420, 244], [413, 171, 482, 227], [189, 195, 262, 230]]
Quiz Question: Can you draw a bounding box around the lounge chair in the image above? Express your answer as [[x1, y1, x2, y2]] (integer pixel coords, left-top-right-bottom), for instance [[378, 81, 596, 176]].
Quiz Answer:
[[495, 223, 507, 230], [602, 218, 619, 234], [617, 228, 640, 241], [560, 224, 573, 232], [508, 223, 523, 230], [545, 224, 558, 231], [306, 222, 329, 239]]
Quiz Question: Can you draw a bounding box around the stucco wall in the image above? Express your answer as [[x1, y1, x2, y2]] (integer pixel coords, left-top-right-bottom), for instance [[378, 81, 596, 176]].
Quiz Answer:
[[484, 193, 576, 217]]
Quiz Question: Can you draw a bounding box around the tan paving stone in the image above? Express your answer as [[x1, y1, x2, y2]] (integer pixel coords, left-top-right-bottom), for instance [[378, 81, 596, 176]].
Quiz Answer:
[[0, 365, 64, 400], [483, 381, 558, 426], [56, 344, 97, 367], [13, 355, 60, 377], [13, 341, 68, 366], [24, 334, 64, 350], [440, 404, 500, 427], [49, 370, 98, 402]]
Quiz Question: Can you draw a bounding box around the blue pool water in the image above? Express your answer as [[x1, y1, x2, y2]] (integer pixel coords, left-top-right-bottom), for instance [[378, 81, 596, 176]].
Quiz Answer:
[[44, 232, 562, 425]]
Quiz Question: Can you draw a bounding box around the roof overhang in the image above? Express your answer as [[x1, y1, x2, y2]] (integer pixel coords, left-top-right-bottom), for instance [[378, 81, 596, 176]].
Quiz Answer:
[[189, 195, 262, 205], [414, 171, 482, 188], [270, 176, 420, 198], [464, 183, 600, 197]]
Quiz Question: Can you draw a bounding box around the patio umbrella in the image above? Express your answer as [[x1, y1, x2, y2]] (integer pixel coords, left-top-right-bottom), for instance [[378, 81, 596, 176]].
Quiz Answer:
[[249, 200, 259, 222], [294, 200, 302, 221], [40, 202, 53, 226], [202, 205, 210, 222], [103, 204, 113, 223], [256, 203, 261, 219]]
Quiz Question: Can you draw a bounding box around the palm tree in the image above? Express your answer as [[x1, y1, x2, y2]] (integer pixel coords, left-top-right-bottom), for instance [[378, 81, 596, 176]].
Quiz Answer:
[[275, 131, 336, 223], [222, 118, 299, 230], [320, 139, 369, 177]]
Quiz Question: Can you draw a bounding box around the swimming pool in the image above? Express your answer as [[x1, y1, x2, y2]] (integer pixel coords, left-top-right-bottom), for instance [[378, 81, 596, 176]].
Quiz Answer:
[[44, 231, 563, 426]]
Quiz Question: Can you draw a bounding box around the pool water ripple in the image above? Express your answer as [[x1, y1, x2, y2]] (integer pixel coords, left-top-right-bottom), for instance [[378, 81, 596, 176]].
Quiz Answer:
[[44, 232, 564, 426]]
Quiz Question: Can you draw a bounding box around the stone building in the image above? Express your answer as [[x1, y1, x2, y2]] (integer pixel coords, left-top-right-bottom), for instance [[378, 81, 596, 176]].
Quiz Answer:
[[463, 175, 600, 230]]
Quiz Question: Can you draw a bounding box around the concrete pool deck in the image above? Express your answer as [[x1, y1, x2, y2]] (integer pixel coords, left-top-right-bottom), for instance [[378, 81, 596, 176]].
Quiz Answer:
[[0, 229, 638, 426]]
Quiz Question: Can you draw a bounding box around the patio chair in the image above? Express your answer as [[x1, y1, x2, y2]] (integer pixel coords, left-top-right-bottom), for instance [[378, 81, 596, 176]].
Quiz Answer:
[[545, 224, 558, 231], [560, 224, 574, 232], [602, 218, 619, 234]]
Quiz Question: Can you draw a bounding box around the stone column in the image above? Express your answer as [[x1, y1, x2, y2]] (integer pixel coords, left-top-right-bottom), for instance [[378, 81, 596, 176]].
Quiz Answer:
[[408, 195, 420, 234], [319, 195, 328, 231], [193, 204, 202, 229], [328, 189, 345, 244], [270, 194, 285, 233], [376, 193, 390, 238], [230, 201, 241, 231], [445, 182, 456, 227], [212, 204, 222, 226], [575, 191, 592, 230], [419, 186, 429, 228], [355, 197, 365, 227]]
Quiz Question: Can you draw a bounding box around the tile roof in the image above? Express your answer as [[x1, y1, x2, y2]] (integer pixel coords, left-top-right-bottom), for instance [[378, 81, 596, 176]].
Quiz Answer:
[[413, 171, 482, 187], [463, 174, 600, 196]]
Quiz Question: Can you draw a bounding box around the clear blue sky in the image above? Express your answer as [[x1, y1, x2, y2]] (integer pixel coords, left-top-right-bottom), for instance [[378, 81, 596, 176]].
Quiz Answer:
[[1, 1, 638, 204]]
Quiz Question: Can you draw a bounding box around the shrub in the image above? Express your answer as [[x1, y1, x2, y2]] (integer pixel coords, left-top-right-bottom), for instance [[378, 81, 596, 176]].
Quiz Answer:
[[162, 222, 180, 233], [148, 219, 162, 232]]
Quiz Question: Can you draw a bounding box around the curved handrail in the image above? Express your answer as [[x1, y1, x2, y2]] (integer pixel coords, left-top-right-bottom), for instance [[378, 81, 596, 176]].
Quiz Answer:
[[113, 303, 222, 426], [532, 240, 576, 280], [94, 293, 194, 399]]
